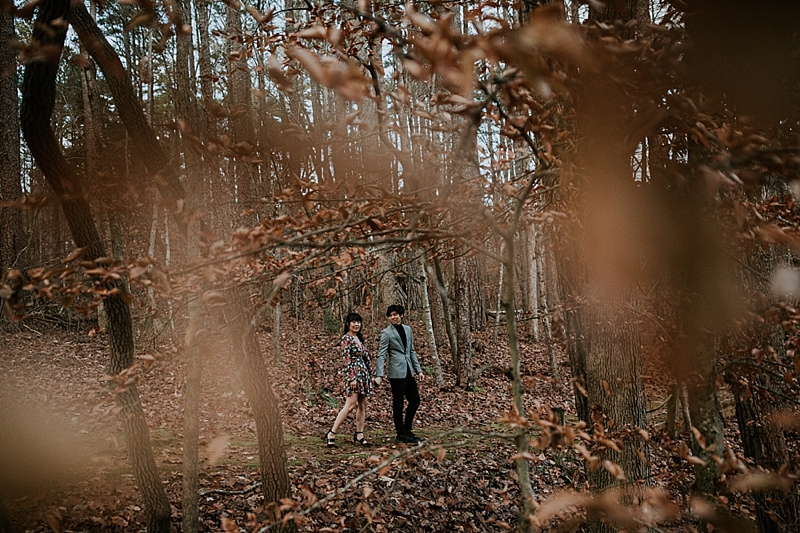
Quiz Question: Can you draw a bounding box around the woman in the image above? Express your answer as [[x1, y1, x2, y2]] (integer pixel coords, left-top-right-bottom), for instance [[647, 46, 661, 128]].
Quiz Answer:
[[325, 312, 373, 448]]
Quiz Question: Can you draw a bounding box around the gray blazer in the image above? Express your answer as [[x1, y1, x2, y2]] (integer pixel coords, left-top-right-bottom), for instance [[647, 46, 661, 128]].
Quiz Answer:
[[376, 324, 422, 379]]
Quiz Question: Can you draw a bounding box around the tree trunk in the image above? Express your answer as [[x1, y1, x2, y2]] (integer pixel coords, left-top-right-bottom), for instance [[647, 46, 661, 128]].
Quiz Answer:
[[584, 297, 649, 488], [454, 252, 475, 388], [222, 287, 295, 531], [685, 332, 724, 496], [502, 238, 537, 532], [431, 254, 458, 378], [419, 254, 444, 386], [225, 0, 254, 206], [377, 252, 400, 311], [493, 261, 504, 346], [173, 0, 206, 526], [182, 301, 204, 533], [466, 255, 485, 331], [558, 253, 591, 424], [80, 45, 97, 188], [524, 227, 540, 340], [728, 374, 799, 532], [69, 2, 185, 203], [20, 2, 171, 531], [724, 245, 800, 532], [274, 300, 282, 365], [0, 8, 22, 275]]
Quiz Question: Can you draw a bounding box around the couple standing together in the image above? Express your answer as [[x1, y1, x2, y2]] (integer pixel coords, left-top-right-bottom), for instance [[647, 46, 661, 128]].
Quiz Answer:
[[325, 304, 425, 448]]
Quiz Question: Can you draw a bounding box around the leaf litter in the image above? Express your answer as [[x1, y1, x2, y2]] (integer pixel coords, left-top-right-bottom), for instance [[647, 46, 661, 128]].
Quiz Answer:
[[0, 317, 772, 532]]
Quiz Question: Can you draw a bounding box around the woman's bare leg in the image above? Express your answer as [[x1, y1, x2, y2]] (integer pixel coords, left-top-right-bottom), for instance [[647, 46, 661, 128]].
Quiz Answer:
[[331, 392, 359, 434], [355, 396, 367, 433]]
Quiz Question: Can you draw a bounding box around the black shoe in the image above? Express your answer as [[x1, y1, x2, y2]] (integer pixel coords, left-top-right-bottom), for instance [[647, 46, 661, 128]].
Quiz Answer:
[[353, 431, 369, 446], [395, 434, 408, 443], [325, 430, 337, 449], [404, 432, 421, 443]]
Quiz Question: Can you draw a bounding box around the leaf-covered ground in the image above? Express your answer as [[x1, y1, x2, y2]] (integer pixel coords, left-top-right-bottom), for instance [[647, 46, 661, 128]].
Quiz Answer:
[[0, 316, 768, 532]]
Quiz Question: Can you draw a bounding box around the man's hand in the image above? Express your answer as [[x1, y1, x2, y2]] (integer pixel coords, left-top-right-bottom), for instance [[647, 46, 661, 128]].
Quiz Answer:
[[374, 376, 383, 386], [416, 372, 425, 381]]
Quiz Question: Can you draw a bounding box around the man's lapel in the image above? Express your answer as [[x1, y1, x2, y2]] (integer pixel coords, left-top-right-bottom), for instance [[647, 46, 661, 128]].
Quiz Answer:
[[386, 324, 400, 349]]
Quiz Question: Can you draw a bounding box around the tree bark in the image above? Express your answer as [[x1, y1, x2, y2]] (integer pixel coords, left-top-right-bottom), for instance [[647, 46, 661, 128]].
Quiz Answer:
[[724, 245, 800, 532], [684, 332, 724, 496], [432, 253, 458, 375], [455, 252, 475, 388], [20, 2, 171, 531], [173, 0, 205, 526], [584, 297, 649, 489], [728, 374, 799, 532], [0, 8, 22, 275], [419, 254, 444, 386], [225, 0, 254, 205], [222, 287, 295, 531]]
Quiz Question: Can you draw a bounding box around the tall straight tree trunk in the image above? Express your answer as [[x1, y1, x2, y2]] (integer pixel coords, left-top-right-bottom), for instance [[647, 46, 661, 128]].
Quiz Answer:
[[419, 254, 444, 386], [524, 227, 540, 339], [173, 0, 206, 527], [467, 255, 485, 330], [0, 9, 22, 275], [454, 252, 475, 388], [727, 374, 799, 532], [432, 253, 458, 376], [222, 287, 296, 531], [685, 332, 723, 495], [584, 297, 649, 482], [20, 2, 171, 531], [724, 245, 799, 532], [80, 48, 97, 186], [226, 0, 254, 206], [566, 4, 651, 523]]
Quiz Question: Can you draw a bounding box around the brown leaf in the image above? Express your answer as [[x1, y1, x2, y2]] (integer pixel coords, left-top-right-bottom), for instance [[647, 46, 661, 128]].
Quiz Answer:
[[274, 272, 292, 289], [691, 426, 707, 449], [62, 247, 90, 264], [202, 290, 228, 307], [207, 434, 230, 466], [602, 459, 626, 481], [598, 438, 621, 452], [436, 447, 446, 463], [125, 11, 157, 31], [295, 25, 328, 40], [267, 54, 293, 91], [221, 516, 238, 533], [205, 100, 229, 118], [245, 4, 273, 24]]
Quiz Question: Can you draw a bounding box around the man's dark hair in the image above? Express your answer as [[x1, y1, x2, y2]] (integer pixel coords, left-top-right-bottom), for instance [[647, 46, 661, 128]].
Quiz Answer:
[[386, 304, 405, 317]]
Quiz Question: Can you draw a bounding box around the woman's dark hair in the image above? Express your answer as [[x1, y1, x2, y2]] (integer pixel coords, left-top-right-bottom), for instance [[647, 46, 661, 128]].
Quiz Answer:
[[343, 312, 365, 343]]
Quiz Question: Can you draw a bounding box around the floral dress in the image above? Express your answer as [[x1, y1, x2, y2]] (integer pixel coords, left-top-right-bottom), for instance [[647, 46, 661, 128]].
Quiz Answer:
[[341, 333, 373, 397]]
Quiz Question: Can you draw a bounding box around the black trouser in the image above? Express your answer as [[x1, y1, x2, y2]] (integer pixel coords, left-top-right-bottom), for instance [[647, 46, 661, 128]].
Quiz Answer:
[[389, 368, 420, 436]]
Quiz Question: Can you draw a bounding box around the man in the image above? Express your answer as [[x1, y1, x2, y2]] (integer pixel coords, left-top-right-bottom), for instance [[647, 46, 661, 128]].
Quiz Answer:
[[375, 304, 425, 443]]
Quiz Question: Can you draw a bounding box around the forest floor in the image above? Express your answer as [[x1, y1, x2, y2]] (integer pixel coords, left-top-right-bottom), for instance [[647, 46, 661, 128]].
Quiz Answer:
[[0, 314, 760, 532]]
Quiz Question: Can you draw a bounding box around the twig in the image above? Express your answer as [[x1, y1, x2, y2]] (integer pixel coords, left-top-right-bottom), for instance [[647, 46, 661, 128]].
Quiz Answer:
[[200, 482, 262, 496], [22, 322, 43, 336]]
